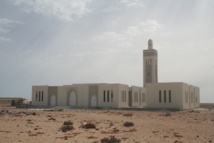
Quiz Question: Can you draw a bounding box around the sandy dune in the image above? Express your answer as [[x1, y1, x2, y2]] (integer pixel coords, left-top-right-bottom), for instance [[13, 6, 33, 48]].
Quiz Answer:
[[0, 107, 213, 143]]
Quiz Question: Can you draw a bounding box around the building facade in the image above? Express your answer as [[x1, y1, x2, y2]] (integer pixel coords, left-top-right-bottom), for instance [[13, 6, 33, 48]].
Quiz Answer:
[[32, 84, 147, 108], [31, 39, 200, 110], [146, 82, 200, 110], [0, 97, 28, 106]]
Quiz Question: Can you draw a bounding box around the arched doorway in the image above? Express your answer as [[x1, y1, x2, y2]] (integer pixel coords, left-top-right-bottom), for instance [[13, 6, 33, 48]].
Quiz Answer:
[[50, 95, 56, 106], [91, 95, 97, 107], [69, 91, 77, 106]]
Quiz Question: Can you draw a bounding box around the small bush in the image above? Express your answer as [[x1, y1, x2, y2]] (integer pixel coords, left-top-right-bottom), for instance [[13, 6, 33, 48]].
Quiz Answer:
[[123, 113, 132, 117], [63, 120, 73, 126], [174, 133, 183, 138], [48, 117, 56, 121], [188, 110, 194, 113], [26, 119, 32, 122], [123, 122, 134, 127], [61, 120, 74, 132], [61, 125, 74, 132], [100, 136, 121, 143], [82, 122, 96, 129], [109, 122, 114, 127], [164, 112, 171, 117]]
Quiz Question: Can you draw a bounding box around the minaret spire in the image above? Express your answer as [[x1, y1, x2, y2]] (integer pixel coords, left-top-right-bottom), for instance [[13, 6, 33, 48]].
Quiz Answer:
[[143, 39, 158, 87], [148, 39, 153, 49]]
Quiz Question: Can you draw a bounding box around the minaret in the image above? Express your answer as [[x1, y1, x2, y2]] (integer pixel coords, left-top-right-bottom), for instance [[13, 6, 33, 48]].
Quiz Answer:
[[143, 39, 158, 87]]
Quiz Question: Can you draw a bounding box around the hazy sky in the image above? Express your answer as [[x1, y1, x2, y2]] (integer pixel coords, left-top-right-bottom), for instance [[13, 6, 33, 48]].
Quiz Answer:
[[0, 0, 213, 103]]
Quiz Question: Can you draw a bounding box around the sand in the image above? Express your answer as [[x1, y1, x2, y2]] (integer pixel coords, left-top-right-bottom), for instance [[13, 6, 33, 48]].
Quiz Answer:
[[0, 107, 213, 143]]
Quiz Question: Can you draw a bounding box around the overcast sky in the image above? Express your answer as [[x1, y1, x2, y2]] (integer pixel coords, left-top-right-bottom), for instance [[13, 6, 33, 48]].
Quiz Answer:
[[0, 0, 213, 103]]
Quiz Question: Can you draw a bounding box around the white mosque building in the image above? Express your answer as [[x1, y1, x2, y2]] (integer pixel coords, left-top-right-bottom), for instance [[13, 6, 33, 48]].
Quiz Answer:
[[31, 39, 200, 110]]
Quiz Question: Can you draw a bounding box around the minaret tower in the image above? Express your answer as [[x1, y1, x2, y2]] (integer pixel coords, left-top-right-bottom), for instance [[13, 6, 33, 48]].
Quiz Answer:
[[143, 39, 158, 87]]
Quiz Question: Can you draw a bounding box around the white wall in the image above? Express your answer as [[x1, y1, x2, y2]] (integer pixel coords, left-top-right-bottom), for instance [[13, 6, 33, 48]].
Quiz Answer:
[[131, 86, 141, 107], [146, 82, 184, 110], [97, 84, 120, 108], [189, 85, 195, 109], [63, 84, 89, 107], [73, 84, 89, 107], [182, 84, 200, 109], [182, 83, 190, 110], [32, 86, 49, 106], [140, 87, 147, 107], [118, 84, 129, 108], [57, 86, 67, 106], [194, 86, 200, 107]]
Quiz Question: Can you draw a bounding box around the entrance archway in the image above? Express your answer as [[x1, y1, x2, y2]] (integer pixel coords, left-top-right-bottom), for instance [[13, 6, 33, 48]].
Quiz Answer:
[[91, 95, 97, 107], [69, 91, 77, 106], [50, 95, 56, 106]]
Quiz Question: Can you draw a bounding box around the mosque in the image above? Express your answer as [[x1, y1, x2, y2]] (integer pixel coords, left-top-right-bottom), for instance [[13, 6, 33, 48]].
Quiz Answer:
[[31, 39, 200, 110]]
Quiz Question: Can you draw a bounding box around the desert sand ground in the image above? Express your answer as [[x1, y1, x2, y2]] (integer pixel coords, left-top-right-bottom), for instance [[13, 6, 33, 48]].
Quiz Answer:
[[0, 107, 214, 143]]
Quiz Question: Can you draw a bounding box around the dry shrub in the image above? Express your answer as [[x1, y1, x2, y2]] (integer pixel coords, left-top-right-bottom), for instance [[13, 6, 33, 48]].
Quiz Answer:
[[28, 134, 37, 136], [63, 120, 73, 126], [61, 120, 74, 132], [101, 131, 112, 134], [61, 125, 74, 132], [109, 122, 114, 127], [87, 136, 98, 139], [174, 141, 183, 143], [48, 117, 56, 121], [164, 112, 171, 117], [152, 131, 159, 134], [188, 110, 195, 113], [100, 136, 121, 143], [81, 122, 96, 129], [112, 128, 119, 133], [123, 113, 133, 117], [36, 132, 44, 135], [129, 128, 137, 132], [0, 130, 11, 133], [71, 132, 81, 136], [101, 128, 119, 134], [121, 137, 128, 141], [123, 122, 134, 127], [174, 133, 183, 138]]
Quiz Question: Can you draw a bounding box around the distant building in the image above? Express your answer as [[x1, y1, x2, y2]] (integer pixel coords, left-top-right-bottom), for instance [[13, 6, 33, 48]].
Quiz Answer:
[[31, 39, 200, 110], [0, 97, 28, 106]]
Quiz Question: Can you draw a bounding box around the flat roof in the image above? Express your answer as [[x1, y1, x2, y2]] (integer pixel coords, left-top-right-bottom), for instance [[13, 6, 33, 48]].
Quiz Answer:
[[0, 97, 26, 100]]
